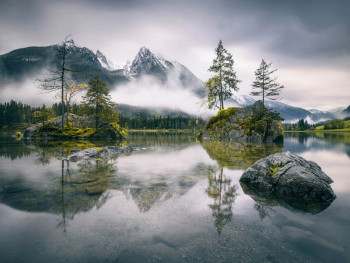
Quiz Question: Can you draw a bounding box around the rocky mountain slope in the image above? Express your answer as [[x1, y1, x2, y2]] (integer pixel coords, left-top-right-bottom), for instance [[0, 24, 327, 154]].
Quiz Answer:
[[0, 41, 347, 123]]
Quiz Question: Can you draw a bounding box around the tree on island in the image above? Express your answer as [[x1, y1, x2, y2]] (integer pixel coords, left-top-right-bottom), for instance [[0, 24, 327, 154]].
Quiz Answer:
[[33, 106, 53, 128], [250, 59, 284, 107], [82, 74, 117, 130], [204, 40, 240, 110], [36, 35, 78, 131]]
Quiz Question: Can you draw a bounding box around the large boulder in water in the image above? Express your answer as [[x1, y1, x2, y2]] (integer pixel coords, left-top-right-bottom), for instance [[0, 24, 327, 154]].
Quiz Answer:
[[239, 151, 336, 213], [199, 101, 283, 143]]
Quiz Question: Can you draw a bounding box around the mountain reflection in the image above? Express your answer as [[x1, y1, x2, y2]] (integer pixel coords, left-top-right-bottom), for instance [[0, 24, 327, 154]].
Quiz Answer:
[[206, 166, 238, 234], [0, 140, 212, 231]]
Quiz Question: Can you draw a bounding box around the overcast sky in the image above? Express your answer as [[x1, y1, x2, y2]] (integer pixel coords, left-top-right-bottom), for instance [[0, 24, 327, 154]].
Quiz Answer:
[[0, 0, 349, 110]]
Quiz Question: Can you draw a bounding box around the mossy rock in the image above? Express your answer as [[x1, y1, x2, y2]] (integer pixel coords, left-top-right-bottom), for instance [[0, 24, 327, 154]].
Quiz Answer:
[[199, 101, 284, 143], [23, 114, 125, 141]]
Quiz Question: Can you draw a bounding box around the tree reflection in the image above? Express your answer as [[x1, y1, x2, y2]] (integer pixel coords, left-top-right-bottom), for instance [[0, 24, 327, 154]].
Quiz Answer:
[[253, 201, 275, 220], [57, 159, 68, 232], [206, 166, 238, 234]]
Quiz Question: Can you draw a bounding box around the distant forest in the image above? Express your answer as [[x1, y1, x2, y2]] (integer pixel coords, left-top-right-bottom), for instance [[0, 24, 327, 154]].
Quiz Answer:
[[0, 100, 205, 131]]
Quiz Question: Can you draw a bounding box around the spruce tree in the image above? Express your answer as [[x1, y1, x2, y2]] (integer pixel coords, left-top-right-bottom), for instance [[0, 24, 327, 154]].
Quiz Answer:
[[250, 59, 284, 106], [204, 40, 240, 110], [82, 75, 117, 130]]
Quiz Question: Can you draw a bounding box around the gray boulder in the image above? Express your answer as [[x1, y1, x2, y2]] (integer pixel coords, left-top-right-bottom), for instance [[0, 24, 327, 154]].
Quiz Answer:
[[99, 145, 133, 159], [240, 151, 336, 213], [68, 148, 99, 162], [68, 145, 134, 162]]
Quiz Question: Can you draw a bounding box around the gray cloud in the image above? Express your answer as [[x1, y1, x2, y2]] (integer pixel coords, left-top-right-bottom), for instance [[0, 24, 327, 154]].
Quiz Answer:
[[0, 0, 349, 110]]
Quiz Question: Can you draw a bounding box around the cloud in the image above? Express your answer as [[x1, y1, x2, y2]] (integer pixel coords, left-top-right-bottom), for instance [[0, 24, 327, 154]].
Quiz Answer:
[[0, 0, 349, 110], [110, 74, 215, 117]]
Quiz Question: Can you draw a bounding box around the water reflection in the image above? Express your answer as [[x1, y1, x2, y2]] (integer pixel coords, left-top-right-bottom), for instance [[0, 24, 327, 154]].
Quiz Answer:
[[241, 182, 334, 214], [0, 157, 119, 230], [284, 132, 350, 158], [253, 201, 275, 220], [201, 141, 283, 169], [206, 166, 238, 234], [0, 137, 211, 231], [0, 132, 350, 262]]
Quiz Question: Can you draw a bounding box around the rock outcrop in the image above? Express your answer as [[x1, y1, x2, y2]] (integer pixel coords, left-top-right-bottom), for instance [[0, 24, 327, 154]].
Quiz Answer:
[[239, 151, 336, 213], [23, 113, 125, 140], [199, 101, 283, 143], [68, 145, 133, 162]]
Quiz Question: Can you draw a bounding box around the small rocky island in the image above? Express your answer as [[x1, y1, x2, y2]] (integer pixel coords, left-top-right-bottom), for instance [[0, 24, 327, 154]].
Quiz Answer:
[[198, 101, 283, 143], [240, 151, 336, 213], [23, 113, 125, 141]]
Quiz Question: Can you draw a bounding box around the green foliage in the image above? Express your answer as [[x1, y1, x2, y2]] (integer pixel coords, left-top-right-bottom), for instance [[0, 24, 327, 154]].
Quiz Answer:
[[269, 165, 279, 176], [0, 100, 36, 130], [205, 107, 242, 130], [33, 106, 54, 127], [324, 119, 345, 130], [251, 59, 284, 105], [32, 125, 95, 139], [204, 40, 240, 110], [242, 107, 283, 137], [202, 104, 283, 142], [82, 74, 117, 130]]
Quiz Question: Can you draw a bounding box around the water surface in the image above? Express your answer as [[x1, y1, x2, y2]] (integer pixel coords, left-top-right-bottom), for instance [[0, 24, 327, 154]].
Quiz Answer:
[[0, 132, 349, 262]]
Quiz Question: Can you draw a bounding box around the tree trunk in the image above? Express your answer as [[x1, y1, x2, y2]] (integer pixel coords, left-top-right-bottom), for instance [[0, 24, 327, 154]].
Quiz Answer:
[[262, 69, 265, 108], [61, 44, 66, 131], [219, 68, 224, 110], [95, 101, 99, 130]]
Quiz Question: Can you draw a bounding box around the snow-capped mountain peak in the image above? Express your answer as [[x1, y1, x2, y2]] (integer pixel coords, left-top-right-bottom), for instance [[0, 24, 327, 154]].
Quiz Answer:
[[96, 50, 121, 71], [125, 46, 172, 79]]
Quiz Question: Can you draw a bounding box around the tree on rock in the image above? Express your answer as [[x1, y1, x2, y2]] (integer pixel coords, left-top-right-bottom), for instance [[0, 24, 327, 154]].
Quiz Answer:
[[33, 106, 54, 128], [204, 40, 240, 110], [36, 35, 77, 131], [250, 59, 284, 107], [82, 74, 117, 130]]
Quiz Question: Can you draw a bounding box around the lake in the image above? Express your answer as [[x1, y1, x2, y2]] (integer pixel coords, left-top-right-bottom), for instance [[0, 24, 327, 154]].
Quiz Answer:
[[0, 132, 349, 263]]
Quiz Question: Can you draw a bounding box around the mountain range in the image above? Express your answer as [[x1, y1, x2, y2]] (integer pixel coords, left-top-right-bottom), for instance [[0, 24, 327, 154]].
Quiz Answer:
[[0, 40, 348, 123]]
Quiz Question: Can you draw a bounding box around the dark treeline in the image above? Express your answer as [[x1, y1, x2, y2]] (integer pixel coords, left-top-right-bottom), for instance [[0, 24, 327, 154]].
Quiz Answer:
[[119, 114, 205, 130], [282, 119, 314, 131], [0, 100, 79, 130], [0, 100, 204, 131], [282, 117, 349, 131]]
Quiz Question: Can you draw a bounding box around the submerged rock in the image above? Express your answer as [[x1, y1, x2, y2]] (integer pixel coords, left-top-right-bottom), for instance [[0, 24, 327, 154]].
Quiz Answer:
[[239, 151, 336, 213], [68, 145, 134, 162], [199, 101, 283, 143], [68, 148, 99, 162]]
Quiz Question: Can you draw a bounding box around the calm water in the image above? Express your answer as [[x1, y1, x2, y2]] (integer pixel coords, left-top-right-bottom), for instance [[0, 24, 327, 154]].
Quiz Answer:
[[0, 132, 349, 263]]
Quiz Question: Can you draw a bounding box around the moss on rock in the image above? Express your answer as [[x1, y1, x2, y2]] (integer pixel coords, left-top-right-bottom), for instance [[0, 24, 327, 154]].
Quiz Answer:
[[199, 101, 284, 143]]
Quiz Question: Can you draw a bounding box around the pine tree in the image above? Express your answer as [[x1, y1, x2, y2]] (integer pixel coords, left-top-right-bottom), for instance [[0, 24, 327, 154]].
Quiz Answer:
[[204, 40, 240, 110], [250, 59, 284, 106], [82, 75, 117, 130]]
